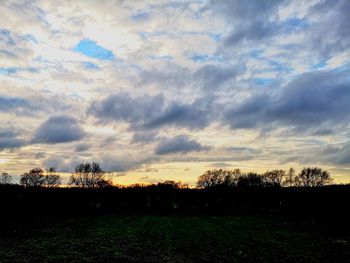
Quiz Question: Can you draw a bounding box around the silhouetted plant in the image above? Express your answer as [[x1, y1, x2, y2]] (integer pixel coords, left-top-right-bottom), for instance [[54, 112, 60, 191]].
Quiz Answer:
[[69, 162, 112, 188], [157, 180, 189, 189], [197, 169, 241, 188], [262, 169, 285, 187], [20, 168, 45, 187], [295, 167, 332, 187], [237, 172, 264, 187], [44, 167, 61, 187], [283, 168, 296, 187], [0, 173, 12, 184]]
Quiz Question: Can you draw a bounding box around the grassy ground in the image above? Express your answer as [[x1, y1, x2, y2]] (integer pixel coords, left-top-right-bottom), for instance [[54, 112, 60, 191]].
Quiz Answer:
[[0, 214, 349, 263]]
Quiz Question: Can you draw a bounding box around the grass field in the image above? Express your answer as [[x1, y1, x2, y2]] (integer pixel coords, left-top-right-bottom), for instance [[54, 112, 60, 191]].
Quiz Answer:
[[0, 215, 349, 263]]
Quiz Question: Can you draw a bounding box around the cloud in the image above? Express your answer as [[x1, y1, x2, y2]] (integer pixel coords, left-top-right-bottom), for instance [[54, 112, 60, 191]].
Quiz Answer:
[[131, 131, 159, 144], [0, 95, 32, 113], [155, 135, 207, 155], [211, 0, 287, 46], [75, 143, 91, 152], [223, 70, 350, 132], [89, 92, 213, 130], [100, 154, 153, 172], [42, 155, 86, 172], [0, 129, 26, 150], [32, 116, 85, 144], [194, 64, 237, 91], [321, 142, 350, 165]]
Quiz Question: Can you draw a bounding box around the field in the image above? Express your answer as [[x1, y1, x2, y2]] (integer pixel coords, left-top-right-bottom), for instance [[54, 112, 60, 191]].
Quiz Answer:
[[1, 214, 349, 263]]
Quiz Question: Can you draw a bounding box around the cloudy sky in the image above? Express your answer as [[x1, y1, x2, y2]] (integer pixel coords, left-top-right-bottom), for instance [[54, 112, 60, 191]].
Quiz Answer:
[[1, 0, 350, 185]]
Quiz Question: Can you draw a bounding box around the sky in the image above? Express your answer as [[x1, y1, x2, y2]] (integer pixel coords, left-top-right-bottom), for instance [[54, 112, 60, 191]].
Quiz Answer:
[[1, 0, 350, 186]]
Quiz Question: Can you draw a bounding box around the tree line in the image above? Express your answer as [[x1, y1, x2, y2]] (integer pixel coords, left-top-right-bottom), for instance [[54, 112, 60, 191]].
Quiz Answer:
[[0, 162, 112, 188], [197, 167, 332, 188], [0, 163, 333, 188]]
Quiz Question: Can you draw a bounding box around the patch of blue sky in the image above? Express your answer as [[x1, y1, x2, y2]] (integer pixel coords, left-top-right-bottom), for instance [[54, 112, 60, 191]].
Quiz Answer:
[[282, 17, 309, 32], [74, 39, 115, 61], [0, 67, 37, 75], [82, 61, 99, 70], [24, 34, 37, 43], [249, 49, 263, 59], [268, 60, 293, 73], [253, 78, 274, 86], [311, 62, 326, 70], [131, 12, 150, 21], [190, 54, 223, 63], [207, 33, 222, 42]]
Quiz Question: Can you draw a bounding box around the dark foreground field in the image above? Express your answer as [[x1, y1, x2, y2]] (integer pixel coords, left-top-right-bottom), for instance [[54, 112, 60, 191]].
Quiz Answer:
[[1, 185, 349, 262], [1, 214, 349, 263]]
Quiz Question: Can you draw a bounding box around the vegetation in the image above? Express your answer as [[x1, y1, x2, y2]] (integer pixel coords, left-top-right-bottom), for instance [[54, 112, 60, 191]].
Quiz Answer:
[[197, 167, 333, 189], [3, 163, 334, 190], [69, 162, 112, 188], [19, 168, 61, 187], [0, 172, 12, 185]]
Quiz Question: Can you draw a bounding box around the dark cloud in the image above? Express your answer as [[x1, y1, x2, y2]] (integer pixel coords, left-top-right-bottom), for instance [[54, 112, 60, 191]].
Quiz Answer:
[[226, 146, 262, 154], [321, 142, 350, 165], [308, 0, 350, 57], [43, 155, 85, 172], [75, 143, 91, 152], [0, 129, 26, 150], [193, 64, 238, 91], [223, 70, 350, 132], [100, 154, 153, 172], [210, 0, 286, 46], [0, 95, 31, 113], [32, 116, 85, 144], [131, 131, 159, 144], [155, 135, 207, 155], [89, 93, 213, 130]]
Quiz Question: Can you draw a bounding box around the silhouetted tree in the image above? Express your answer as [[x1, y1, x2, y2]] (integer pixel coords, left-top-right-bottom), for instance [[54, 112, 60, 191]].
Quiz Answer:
[[20, 168, 45, 187], [262, 169, 285, 187], [197, 169, 241, 188], [157, 180, 189, 189], [283, 168, 296, 187], [44, 167, 61, 187], [0, 172, 12, 184], [295, 167, 332, 187], [69, 162, 111, 188], [237, 172, 264, 187]]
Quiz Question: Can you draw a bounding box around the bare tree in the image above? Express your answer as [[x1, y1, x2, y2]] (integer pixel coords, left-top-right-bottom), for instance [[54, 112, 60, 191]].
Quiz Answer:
[[69, 162, 112, 188], [283, 168, 296, 187], [44, 167, 61, 187], [237, 172, 264, 187], [295, 167, 332, 187], [0, 173, 12, 184], [197, 169, 241, 188], [262, 169, 285, 187], [20, 168, 45, 187]]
